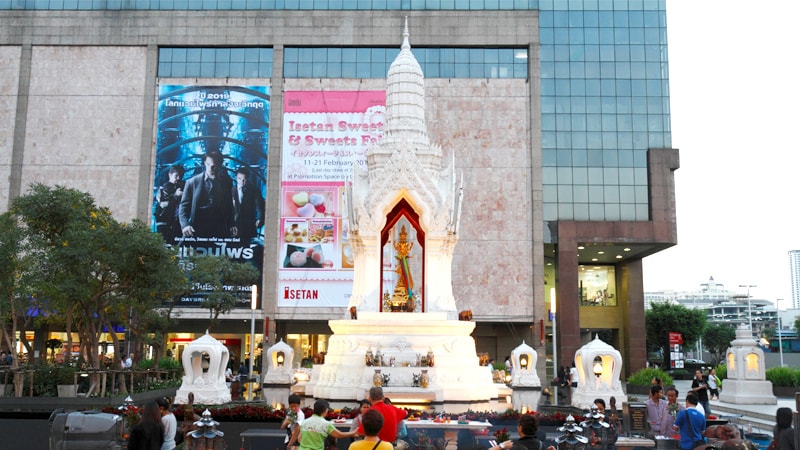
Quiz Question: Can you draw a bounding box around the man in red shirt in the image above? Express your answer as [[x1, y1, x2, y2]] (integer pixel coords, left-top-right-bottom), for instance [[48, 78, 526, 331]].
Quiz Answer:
[[358, 386, 408, 444]]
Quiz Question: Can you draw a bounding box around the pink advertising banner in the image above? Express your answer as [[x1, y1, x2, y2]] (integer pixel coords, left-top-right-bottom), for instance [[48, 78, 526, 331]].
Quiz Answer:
[[279, 91, 385, 308]]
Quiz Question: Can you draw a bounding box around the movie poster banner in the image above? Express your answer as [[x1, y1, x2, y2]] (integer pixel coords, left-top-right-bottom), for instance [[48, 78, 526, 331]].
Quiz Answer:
[[279, 91, 385, 308], [153, 85, 270, 308]]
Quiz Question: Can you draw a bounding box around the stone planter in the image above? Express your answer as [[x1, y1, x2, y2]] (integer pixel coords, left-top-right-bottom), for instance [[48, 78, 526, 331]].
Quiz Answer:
[[625, 383, 651, 397], [57, 385, 77, 397], [772, 386, 798, 398]]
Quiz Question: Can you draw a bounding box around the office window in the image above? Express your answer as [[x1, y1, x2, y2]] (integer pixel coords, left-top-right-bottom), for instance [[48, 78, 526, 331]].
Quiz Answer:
[[540, 1, 670, 222], [283, 47, 528, 79], [158, 48, 273, 78]]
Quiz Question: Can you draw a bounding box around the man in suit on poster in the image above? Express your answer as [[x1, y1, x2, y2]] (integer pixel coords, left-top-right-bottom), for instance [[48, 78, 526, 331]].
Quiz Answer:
[[179, 151, 237, 239], [232, 167, 263, 245]]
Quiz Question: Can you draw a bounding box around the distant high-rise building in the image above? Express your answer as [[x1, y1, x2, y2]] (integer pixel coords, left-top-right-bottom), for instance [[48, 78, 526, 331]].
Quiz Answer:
[[789, 250, 800, 309]]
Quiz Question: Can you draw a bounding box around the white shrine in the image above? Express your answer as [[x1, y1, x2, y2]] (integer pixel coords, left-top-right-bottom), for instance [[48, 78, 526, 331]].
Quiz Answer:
[[175, 331, 232, 405], [571, 335, 625, 409], [305, 20, 497, 403], [719, 324, 776, 404]]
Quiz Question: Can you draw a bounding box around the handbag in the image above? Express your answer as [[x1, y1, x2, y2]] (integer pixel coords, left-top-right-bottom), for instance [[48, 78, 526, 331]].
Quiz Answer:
[[767, 430, 781, 450]]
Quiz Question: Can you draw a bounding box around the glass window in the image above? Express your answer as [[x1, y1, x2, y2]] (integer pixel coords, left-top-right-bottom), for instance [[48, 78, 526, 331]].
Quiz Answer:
[[279, 47, 527, 78], [579, 265, 617, 306]]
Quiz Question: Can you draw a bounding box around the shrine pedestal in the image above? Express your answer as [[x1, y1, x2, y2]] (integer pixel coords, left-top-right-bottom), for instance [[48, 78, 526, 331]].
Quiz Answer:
[[307, 312, 497, 402]]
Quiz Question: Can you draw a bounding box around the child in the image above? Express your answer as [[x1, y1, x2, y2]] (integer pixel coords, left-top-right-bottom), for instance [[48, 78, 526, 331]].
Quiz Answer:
[[282, 394, 305, 449], [349, 399, 371, 441], [348, 410, 392, 450]]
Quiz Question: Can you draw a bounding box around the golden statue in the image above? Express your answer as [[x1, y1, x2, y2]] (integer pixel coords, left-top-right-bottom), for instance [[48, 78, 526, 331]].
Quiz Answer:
[[390, 225, 415, 312]]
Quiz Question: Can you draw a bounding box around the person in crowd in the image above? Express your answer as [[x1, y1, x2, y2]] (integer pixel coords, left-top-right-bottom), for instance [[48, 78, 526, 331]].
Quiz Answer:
[[651, 377, 663, 390], [384, 398, 408, 445], [157, 397, 177, 450], [673, 393, 706, 450], [646, 384, 668, 437], [299, 399, 358, 450], [225, 364, 233, 387], [232, 167, 263, 245], [349, 399, 371, 441], [491, 414, 543, 450], [123, 353, 134, 369], [691, 370, 711, 417], [773, 407, 795, 450], [358, 386, 407, 444], [558, 365, 570, 402], [179, 151, 237, 238], [708, 368, 721, 400], [569, 363, 579, 388], [591, 398, 618, 449], [237, 362, 248, 396], [282, 394, 305, 449], [128, 401, 165, 450], [348, 409, 393, 450], [660, 387, 684, 436], [154, 164, 185, 243]]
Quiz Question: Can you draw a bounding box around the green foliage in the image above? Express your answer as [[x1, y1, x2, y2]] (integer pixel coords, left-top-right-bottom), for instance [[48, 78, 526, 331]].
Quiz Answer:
[[8, 184, 186, 369], [137, 358, 155, 370], [703, 324, 736, 365], [627, 367, 674, 386], [492, 361, 507, 372], [766, 367, 800, 387], [715, 364, 727, 380], [56, 365, 77, 385], [645, 302, 706, 368], [158, 357, 182, 372]]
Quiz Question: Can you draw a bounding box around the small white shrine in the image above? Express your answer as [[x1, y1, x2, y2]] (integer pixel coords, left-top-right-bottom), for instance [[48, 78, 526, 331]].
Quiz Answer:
[[571, 335, 625, 409], [175, 331, 232, 405], [510, 341, 541, 388], [719, 324, 776, 404], [305, 20, 497, 403], [262, 339, 295, 385]]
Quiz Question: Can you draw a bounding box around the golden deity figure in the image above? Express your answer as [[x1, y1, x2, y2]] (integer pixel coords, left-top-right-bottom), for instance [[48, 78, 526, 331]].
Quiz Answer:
[[390, 225, 415, 312]]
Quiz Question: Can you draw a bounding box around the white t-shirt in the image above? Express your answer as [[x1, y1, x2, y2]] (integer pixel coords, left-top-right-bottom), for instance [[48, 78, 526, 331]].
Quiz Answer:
[[569, 366, 578, 384], [161, 412, 177, 450], [694, 403, 705, 416]]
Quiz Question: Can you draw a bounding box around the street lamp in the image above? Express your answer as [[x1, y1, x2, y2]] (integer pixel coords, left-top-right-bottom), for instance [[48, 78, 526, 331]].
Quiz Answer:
[[551, 287, 558, 402], [249, 284, 257, 401], [777, 315, 785, 368], [739, 284, 757, 335]]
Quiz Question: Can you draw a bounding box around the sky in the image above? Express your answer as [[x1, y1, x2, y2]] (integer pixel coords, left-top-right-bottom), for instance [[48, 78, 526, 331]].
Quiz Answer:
[[641, 1, 800, 308]]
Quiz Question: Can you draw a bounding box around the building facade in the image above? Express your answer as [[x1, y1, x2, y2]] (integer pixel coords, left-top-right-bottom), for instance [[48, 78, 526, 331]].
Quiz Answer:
[[645, 277, 778, 339], [0, 0, 677, 380], [789, 250, 800, 309]]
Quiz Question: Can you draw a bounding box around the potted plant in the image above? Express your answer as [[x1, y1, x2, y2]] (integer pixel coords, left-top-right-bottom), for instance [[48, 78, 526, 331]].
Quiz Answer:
[[56, 365, 77, 397], [626, 367, 673, 396], [766, 367, 799, 397]]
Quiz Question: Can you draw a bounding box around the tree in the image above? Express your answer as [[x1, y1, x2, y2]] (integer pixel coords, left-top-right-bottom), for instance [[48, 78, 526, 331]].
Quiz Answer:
[[645, 302, 706, 369], [0, 212, 37, 369], [186, 255, 259, 329], [10, 184, 186, 372], [703, 323, 736, 365]]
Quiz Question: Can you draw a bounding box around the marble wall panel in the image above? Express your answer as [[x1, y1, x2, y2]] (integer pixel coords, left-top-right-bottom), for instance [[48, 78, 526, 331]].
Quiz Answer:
[[0, 46, 21, 211], [21, 46, 147, 220]]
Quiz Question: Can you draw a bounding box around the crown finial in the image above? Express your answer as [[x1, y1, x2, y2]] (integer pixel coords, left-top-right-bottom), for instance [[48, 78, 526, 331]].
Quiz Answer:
[[402, 16, 410, 50]]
